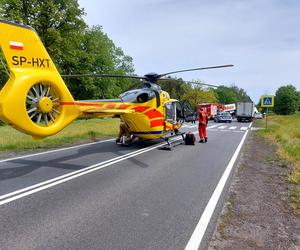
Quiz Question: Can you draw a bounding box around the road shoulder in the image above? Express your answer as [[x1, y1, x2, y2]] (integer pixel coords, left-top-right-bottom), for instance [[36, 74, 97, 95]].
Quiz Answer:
[[209, 131, 300, 249]]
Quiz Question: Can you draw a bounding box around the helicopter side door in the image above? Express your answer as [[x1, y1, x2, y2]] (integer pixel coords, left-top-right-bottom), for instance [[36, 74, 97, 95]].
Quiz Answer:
[[165, 101, 184, 123]]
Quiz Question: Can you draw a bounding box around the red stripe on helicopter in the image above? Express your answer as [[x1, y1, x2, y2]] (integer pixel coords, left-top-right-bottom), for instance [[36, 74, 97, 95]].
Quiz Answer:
[[133, 106, 149, 112], [145, 110, 164, 119], [150, 119, 164, 128], [60, 102, 104, 107], [119, 104, 131, 109], [104, 104, 116, 109]]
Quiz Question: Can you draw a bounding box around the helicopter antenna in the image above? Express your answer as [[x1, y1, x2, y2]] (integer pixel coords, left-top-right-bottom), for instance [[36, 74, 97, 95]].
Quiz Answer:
[[158, 64, 234, 78]]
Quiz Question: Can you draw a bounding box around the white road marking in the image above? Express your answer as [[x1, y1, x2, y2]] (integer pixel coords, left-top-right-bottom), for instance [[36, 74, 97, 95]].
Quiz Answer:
[[207, 124, 221, 129], [229, 126, 237, 130], [186, 125, 197, 128], [185, 122, 252, 250], [208, 128, 244, 133], [251, 127, 263, 131], [218, 125, 227, 129], [0, 136, 188, 206], [240, 127, 248, 130], [0, 138, 115, 163]]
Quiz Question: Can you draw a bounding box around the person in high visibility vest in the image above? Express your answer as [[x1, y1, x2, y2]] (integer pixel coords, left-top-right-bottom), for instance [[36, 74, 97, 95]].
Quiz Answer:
[[198, 108, 208, 143]]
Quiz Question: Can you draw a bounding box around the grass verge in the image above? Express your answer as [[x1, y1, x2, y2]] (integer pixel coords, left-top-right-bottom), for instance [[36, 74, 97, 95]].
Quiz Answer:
[[0, 118, 119, 152], [217, 195, 235, 239], [256, 113, 300, 214]]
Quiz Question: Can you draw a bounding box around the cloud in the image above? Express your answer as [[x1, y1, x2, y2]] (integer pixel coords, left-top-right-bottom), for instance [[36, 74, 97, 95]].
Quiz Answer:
[[79, 0, 300, 101]]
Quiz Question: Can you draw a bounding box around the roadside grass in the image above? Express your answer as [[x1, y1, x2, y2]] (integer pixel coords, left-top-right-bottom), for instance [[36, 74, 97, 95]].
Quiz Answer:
[[217, 195, 235, 239], [0, 118, 120, 152], [256, 113, 300, 214]]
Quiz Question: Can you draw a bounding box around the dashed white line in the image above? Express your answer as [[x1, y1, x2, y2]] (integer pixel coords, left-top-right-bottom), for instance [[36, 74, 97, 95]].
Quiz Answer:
[[218, 125, 227, 129], [229, 126, 237, 130], [240, 127, 248, 130], [207, 124, 221, 129]]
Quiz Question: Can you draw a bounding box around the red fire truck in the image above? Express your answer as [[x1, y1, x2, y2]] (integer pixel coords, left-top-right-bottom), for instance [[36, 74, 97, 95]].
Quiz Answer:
[[197, 103, 224, 119]]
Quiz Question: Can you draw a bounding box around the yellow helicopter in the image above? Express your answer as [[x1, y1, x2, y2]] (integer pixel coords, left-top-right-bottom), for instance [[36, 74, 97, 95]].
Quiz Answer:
[[0, 20, 233, 145]]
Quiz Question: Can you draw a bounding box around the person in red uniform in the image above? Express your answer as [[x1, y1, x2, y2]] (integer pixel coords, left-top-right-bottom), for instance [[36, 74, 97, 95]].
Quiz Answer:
[[198, 108, 208, 143]]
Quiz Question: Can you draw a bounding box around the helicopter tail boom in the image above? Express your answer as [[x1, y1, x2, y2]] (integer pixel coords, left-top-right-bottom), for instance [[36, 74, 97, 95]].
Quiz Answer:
[[0, 20, 80, 138]]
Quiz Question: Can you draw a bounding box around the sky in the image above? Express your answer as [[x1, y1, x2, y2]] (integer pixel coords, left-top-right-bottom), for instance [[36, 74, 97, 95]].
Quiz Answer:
[[78, 0, 300, 102]]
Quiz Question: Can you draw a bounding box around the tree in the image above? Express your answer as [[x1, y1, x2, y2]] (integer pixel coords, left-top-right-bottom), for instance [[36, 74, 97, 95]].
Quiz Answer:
[[0, 50, 9, 89], [181, 86, 217, 110], [297, 91, 300, 111], [159, 77, 191, 102], [65, 25, 133, 99], [274, 85, 299, 115], [214, 86, 238, 104], [214, 85, 251, 104], [0, 0, 134, 99]]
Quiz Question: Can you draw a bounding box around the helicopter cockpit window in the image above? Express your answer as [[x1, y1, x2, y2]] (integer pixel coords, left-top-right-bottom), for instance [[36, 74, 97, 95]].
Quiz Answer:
[[119, 89, 155, 103]]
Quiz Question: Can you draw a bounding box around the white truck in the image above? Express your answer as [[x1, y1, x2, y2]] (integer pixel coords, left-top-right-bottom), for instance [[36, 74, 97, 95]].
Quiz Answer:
[[236, 102, 255, 122]]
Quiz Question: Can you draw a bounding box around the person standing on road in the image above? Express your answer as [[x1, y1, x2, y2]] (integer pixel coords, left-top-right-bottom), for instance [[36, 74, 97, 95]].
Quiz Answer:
[[192, 112, 197, 124], [198, 108, 208, 143]]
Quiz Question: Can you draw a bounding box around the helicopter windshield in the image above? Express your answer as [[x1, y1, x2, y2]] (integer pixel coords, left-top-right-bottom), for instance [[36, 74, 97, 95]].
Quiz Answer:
[[119, 89, 156, 103]]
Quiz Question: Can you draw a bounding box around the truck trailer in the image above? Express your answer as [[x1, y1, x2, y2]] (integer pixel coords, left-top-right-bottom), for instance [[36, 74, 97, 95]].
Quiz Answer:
[[236, 102, 255, 122]]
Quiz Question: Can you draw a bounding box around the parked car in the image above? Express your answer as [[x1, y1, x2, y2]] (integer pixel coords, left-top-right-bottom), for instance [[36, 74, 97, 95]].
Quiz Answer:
[[254, 112, 263, 119], [214, 112, 232, 123]]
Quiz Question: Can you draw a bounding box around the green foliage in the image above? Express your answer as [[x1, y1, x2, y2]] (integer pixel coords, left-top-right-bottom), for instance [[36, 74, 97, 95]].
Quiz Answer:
[[181, 86, 217, 109], [274, 85, 299, 115], [256, 113, 300, 213], [159, 77, 191, 101], [214, 85, 251, 104], [0, 0, 134, 99], [65, 25, 133, 99], [0, 48, 9, 89]]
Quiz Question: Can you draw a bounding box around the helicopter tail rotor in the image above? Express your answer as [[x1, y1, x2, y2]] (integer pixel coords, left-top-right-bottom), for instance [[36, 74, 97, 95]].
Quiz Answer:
[[0, 20, 80, 138]]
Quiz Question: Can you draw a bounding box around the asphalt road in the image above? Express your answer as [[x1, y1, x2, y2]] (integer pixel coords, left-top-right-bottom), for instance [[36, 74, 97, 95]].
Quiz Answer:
[[0, 120, 251, 250]]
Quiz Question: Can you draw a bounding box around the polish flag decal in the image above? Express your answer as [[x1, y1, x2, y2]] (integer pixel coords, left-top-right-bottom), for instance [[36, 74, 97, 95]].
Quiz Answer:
[[9, 41, 24, 50]]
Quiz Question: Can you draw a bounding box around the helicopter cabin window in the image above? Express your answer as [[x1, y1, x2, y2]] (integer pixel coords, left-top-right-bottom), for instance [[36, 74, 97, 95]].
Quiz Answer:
[[119, 89, 155, 103], [165, 102, 176, 122]]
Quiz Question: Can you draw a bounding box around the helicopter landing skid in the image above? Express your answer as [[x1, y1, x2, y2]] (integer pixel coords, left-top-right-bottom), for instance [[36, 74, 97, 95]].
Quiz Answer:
[[116, 135, 133, 146], [161, 132, 186, 150]]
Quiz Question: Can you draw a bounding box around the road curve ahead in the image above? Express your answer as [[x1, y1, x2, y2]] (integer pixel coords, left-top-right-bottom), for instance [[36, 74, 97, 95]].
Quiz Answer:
[[0, 121, 251, 250]]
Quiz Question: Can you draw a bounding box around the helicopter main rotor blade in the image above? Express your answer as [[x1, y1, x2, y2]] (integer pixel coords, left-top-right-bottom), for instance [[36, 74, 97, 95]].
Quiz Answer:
[[61, 73, 147, 80], [158, 64, 234, 78], [157, 78, 219, 88], [184, 80, 219, 88]]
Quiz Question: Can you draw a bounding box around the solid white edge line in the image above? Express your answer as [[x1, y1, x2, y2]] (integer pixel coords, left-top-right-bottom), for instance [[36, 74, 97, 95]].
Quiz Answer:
[[185, 122, 252, 250], [0, 136, 185, 206], [0, 138, 115, 163]]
